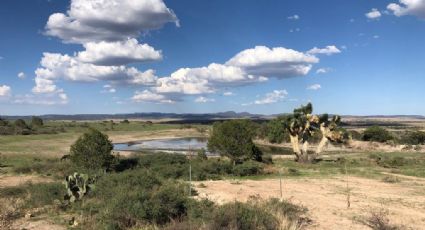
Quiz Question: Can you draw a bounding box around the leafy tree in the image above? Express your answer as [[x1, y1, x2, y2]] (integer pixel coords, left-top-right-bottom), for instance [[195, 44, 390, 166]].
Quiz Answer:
[[267, 117, 288, 143], [14, 119, 28, 129], [0, 117, 9, 126], [31, 116, 44, 127], [70, 128, 114, 171], [13, 119, 31, 135], [207, 119, 262, 164], [362, 126, 392, 143]]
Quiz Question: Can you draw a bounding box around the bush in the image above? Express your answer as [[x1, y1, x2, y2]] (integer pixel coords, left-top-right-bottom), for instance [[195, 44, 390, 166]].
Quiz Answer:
[[362, 208, 400, 230], [86, 170, 191, 229], [191, 158, 233, 180], [362, 126, 393, 143], [208, 119, 262, 164], [369, 154, 407, 168], [196, 148, 208, 160], [210, 201, 279, 230], [400, 131, 425, 145], [349, 130, 362, 140], [69, 128, 114, 172], [31, 116, 43, 127], [267, 117, 288, 143], [138, 153, 188, 179], [233, 161, 264, 176], [0, 182, 63, 208]]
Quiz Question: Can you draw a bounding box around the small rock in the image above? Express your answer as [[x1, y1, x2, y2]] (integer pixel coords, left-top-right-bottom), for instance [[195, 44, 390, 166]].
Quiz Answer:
[[25, 213, 33, 219]]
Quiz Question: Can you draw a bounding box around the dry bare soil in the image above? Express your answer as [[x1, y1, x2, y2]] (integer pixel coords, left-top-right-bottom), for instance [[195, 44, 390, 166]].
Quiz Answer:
[[195, 175, 425, 229]]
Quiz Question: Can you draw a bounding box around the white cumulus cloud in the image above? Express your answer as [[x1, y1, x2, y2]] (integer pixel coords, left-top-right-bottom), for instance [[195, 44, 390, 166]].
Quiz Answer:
[[34, 52, 158, 88], [132, 90, 174, 104], [45, 0, 179, 44], [155, 63, 266, 95], [366, 8, 382, 19], [243, 90, 288, 105], [307, 45, 341, 56], [13, 92, 68, 105], [316, 68, 332, 74], [287, 14, 300, 20], [307, 84, 321, 90], [77, 39, 162, 66], [195, 96, 215, 103], [102, 84, 116, 93], [0, 85, 12, 97], [17, 72, 26, 79], [226, 46, 318, 79], [387, 0, 425, 19]]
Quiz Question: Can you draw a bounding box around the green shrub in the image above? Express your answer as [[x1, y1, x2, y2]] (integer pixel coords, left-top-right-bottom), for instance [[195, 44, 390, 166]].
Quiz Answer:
[[362, 126, 393, 143], [400, 131, 425, 145], [137, 153, 188, 179], [264, 198, 308, 222], [267, 117, 289, 144], [349, 130, 362, 140], [88, 171, 190, 229], [369, 154, 408, 168], [233, 161, 264, 176], [31, 116, 43, 127], [69, 128, 114, 171], [208, 119, 262, 164], [196, 148, 208, 160], [191, 158, 232, 180], [0, 182, 63, 208], [210, 201, 279, 230]]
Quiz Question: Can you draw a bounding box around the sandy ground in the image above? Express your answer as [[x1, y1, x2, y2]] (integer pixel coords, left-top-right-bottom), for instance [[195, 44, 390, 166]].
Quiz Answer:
[[0, 175, 53, 188], [0, 175, 64, 230], [194, 175, 425, 230]]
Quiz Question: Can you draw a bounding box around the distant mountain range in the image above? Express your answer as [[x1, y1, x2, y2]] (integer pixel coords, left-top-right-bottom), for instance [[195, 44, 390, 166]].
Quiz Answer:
[[0, 111, 265, 121], [1, 111, 424, 121]]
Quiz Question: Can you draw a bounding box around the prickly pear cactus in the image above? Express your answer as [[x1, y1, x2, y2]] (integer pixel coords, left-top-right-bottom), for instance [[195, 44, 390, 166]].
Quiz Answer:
[[64, 173, 95, 203]]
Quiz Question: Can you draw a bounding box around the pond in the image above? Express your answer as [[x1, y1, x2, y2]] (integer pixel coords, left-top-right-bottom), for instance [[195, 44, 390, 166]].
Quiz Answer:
[[113, 137, 208, 154]]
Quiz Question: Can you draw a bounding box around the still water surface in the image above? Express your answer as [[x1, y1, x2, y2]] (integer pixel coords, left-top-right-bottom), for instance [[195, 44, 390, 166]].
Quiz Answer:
[[114, 137, 207, 153]]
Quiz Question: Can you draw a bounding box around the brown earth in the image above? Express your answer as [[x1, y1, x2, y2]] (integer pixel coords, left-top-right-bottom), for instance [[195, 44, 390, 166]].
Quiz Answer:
[[0, 175, 53, 188], [194, 175, 425, 229]]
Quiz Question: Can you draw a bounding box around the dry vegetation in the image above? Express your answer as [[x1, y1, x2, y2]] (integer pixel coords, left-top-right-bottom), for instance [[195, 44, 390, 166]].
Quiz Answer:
[[0, 118, 424, 229]]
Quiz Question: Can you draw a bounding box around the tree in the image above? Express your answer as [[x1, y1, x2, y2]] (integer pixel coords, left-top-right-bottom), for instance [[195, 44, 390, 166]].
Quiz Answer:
[[0, 117, 9, 126], [282, 103, 347, 163], [70, 128, 114, 171], [267, 117, 288, 143], [362, 126, 392, 143], [14, 119, 28, 129], [208, 120, 262, 164], [31, 116, 44, 127], [13, 119, 31, 135]]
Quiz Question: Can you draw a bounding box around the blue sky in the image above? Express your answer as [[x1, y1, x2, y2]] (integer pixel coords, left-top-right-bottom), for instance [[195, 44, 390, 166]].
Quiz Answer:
[[0, 0, 424, 116]]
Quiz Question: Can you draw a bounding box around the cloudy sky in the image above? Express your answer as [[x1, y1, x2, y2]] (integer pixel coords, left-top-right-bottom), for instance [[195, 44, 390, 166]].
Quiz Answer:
[[1, 0, 425, 116]]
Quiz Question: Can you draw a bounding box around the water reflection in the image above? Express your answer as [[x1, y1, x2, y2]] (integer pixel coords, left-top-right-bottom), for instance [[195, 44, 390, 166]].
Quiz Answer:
[[114, 137, 207, 153]]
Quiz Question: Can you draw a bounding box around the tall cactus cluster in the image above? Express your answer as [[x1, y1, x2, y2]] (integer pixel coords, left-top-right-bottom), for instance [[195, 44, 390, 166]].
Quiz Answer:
[[64, 173, 95, 203], [282, 103, 347, 162]]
